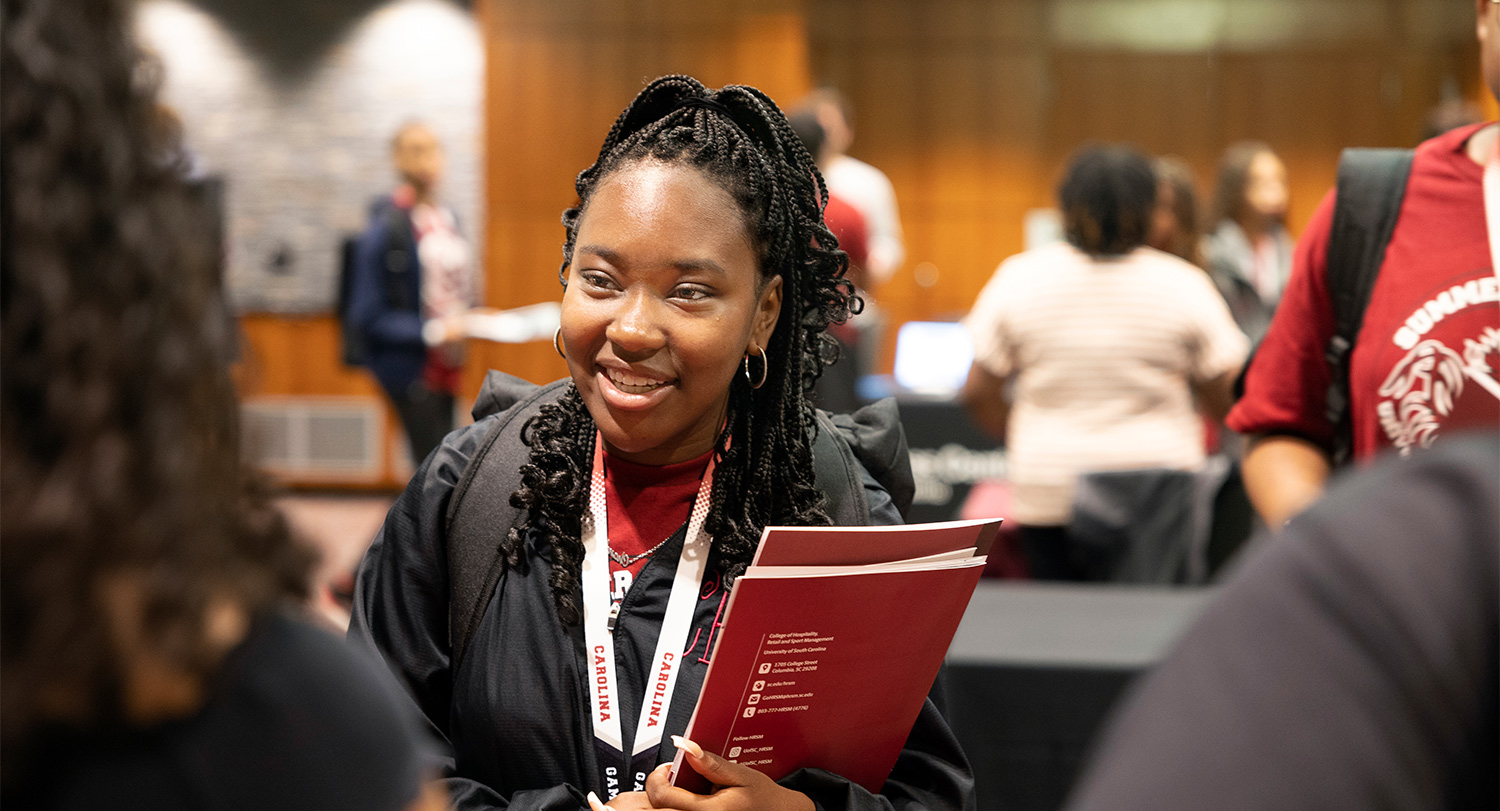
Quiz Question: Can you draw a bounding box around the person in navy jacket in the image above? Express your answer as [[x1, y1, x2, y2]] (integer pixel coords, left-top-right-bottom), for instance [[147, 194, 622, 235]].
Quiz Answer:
[[349, 121, 474, 465]]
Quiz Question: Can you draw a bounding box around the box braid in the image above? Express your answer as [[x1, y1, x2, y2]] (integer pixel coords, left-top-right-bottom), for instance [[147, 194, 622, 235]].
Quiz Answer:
[[504, 75, 858, 625]]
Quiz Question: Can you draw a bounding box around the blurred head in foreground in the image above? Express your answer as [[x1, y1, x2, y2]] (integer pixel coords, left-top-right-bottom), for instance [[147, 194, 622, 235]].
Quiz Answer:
[[1, 0, 313, 778], [1065, 434, 1498, 810]]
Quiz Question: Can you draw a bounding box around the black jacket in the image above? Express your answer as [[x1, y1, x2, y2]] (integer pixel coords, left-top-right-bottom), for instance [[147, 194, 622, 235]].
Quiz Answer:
[[349, 373, 974, 811], [18, 613, 430, 811]]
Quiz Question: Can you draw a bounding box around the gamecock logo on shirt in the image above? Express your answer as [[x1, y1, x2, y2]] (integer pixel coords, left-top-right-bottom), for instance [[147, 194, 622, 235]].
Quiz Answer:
[[1377, 327, 1500, 454]]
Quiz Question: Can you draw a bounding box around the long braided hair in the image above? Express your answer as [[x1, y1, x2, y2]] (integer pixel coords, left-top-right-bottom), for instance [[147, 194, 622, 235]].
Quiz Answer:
[[505, 76, 857, 624]]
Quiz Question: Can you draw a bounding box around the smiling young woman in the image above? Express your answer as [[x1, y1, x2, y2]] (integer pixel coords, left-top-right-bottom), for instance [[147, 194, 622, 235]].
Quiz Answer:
[[561, 160, 783, 466], [349, 76, 974, 811]]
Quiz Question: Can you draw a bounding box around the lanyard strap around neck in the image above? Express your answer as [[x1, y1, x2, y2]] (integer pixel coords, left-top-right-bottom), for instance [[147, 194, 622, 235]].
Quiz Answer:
[[582, 435, 715, 798], [1484, 126, 1500, 281]]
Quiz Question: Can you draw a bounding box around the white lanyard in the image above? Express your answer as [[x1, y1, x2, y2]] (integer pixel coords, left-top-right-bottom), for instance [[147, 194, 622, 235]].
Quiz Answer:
[[582, 435, 714, 798], [1483, 127, 1500, 281]]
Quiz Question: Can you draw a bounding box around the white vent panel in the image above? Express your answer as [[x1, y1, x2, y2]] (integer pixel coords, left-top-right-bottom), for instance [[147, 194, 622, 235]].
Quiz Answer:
[[242, 397, 384, 480]]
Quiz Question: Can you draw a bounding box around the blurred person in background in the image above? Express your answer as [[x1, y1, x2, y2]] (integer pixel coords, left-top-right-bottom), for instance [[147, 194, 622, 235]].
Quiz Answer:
[[788, 110, 872, 288], [790, 109, 870, 413], [798, 87, 903, 286], [1203, 141, 1293, 342], [1230, 0, 1500, 529], [1148, 156, 1203, 267], [1424, 96, 1484, 141], [1064, 433, 1497, 811], [0, 1, 438, 807], [961, 145, 1248, 580], [349, 120, 475, 466], [1151, 157, 1239, 458], [798, 88, 903, 377]]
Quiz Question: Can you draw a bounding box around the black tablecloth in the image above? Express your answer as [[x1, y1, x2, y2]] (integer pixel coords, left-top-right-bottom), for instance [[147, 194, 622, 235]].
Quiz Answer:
[[941, 583, 1213, 811]]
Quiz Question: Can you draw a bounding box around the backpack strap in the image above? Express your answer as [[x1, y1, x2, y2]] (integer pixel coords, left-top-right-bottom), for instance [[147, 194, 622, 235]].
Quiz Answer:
[[446, 377, 570, 668], [1324, 147, 1413, 464], [812, 411, 872, 527]]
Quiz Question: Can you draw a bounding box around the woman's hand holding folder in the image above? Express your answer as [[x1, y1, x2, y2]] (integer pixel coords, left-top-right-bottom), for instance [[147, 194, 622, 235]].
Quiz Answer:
[[587, 737, 814, 811]]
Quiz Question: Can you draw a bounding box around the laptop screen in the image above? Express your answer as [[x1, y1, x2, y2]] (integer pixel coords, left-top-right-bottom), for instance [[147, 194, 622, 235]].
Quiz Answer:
[[892, 321, 974, 395]]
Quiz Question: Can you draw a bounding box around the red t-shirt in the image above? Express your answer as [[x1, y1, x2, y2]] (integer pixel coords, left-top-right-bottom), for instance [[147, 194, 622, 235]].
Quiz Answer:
[[824, 193, 870, 272], [1227, 122, 1500, 460], [602, 448, 714, 605]]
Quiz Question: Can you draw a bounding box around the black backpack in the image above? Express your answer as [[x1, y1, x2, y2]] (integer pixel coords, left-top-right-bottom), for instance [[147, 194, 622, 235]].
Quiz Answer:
[[1234, 148, 1414, 465], [1321, 148, 1415, 464], [336, 203, 416, 367]]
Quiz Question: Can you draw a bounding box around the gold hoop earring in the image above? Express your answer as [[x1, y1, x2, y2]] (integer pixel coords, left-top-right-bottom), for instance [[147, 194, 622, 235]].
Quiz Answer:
[[743, 345, 768, 390], [554, 327, 566, 360]]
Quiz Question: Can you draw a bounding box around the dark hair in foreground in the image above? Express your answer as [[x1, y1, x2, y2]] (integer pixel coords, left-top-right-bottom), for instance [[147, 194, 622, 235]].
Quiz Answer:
[[1058, 144, 1157, 256], [505, 75, 856, 624], [1, 0, 313, 773]]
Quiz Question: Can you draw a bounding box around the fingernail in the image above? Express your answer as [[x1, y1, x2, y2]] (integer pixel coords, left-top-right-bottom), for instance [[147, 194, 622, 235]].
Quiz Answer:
[[671, 734, 704, 758], [586, 791, 608, 811]]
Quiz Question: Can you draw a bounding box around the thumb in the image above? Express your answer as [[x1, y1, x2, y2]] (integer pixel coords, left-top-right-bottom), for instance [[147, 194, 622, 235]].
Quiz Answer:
[[672, 735, 743, 786]]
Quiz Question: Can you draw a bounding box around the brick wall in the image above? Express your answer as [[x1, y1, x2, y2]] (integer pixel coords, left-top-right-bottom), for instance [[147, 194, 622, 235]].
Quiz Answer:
[[136, 0, 483, 313]]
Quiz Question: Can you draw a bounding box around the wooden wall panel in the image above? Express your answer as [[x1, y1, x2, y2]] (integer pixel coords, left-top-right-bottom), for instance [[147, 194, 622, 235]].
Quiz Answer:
[[479, 0, 813, 387], [1216, 52, 1393, 228], [235, 0, 1479, 488], [805, 1, 1480, 371], [236, 315, 382, 398], [1047, 53, 1220, 168]]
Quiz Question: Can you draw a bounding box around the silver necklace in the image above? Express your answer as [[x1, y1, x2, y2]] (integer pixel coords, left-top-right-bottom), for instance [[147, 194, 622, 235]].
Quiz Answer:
[[608, 535, 672, 568]]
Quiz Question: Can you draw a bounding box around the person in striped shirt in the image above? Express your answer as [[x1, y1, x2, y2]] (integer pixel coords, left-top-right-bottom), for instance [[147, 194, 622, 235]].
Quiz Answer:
[[962, 145, 1248, 580]]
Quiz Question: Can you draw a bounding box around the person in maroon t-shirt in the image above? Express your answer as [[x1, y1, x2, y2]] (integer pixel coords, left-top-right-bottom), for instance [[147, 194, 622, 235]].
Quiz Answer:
[[1229, 0, 1500, 528], [789, 109, 874, 413]]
